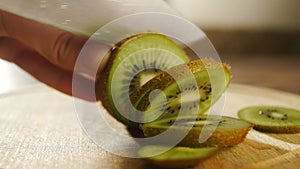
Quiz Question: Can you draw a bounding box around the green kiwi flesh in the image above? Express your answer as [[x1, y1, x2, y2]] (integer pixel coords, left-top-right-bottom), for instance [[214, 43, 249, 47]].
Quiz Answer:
[[138, 145, 218, 168], [96, 32, 189, 124], [130, 59, 231, 124], [238, 106, 300, 133], [141, 115, 253, 147]]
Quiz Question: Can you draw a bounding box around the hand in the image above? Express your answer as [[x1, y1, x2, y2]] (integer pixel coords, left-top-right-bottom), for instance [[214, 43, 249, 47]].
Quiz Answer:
[[0, 9, 102, 101]]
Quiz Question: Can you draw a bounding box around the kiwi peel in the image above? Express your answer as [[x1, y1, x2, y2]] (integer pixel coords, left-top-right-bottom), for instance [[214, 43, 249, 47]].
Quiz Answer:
[[96, 32, 190, 124], [238, 106, 300, 133], [130, 59, 231, 124], [137, 145, 218, 168], [141, 115, 253, 148]]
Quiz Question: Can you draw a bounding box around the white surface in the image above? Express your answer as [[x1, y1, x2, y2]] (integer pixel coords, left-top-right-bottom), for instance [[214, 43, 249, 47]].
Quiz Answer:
[[0, 83, 300, 169]]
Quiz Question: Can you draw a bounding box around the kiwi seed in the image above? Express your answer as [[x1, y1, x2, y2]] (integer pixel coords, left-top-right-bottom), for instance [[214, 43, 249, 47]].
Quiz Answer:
[[238, 106, 300, 133]]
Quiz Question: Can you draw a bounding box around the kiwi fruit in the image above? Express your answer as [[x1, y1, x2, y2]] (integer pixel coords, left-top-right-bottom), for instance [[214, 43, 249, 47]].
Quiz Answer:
[[96, 32, 190, 124], [138, 145, 218, 168], [238, 106, 300, 133], [129, 59, 231, 124], [141, 115, 253, 147]]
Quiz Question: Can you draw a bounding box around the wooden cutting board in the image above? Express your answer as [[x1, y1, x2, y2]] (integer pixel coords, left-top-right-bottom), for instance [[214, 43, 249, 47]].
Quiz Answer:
[[0, 83, 300, 169]]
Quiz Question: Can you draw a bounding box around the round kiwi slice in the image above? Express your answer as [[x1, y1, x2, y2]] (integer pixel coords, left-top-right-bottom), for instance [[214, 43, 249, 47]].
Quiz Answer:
[[96, 32, 190, 124], [238, 106, 300, 133], [140, 115, 253, 147], [130, 59, 231, 123], [138, 145, 218, 168]]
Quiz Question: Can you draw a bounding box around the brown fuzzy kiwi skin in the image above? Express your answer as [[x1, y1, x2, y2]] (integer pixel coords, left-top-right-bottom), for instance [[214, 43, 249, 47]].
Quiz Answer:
[[141, 123, 253, 148], [130, 58, 231, 114], [253, 125, 300, 134]]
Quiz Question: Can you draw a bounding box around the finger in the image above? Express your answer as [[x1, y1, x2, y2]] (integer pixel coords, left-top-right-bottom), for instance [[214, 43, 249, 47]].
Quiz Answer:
[[0, 9, 88, 71], [0, 37, 97, 101]]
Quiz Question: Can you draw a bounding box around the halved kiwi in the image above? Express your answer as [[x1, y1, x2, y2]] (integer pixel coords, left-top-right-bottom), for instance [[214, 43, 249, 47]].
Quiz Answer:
[[130, 59, 231, 124], [96, 32, 190, 124], [138, 145, 218, 168], [238, 106, 300, 133], [141, 115, 253, 147]]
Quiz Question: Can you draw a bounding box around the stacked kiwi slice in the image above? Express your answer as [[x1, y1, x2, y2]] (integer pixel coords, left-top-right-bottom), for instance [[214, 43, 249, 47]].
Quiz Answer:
[[96, 32, 253, 168], [130, 59, 232, 123], [141, 115, 253, 148], [137, 145, 218, 168]]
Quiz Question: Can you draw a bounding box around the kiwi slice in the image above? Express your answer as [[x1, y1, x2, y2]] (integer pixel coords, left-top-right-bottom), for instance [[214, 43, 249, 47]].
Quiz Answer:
[[96, 32, 189, 124], [141, 115, 253, 147], [130, 59, 231, 123], [138, 145, 218, 168], [238, 106, 300, 133]]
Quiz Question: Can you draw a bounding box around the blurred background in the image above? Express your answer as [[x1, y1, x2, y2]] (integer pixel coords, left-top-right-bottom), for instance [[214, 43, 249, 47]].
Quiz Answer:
[[167, 0, 300, 94], [0, 0, 299, 94]]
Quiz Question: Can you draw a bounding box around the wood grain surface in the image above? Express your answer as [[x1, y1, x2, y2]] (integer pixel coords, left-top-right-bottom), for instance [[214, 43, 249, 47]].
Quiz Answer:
[[0, 83, 300, 169]]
